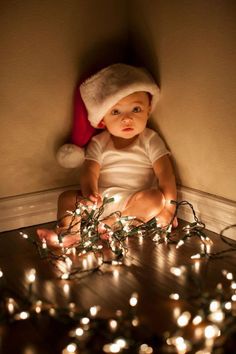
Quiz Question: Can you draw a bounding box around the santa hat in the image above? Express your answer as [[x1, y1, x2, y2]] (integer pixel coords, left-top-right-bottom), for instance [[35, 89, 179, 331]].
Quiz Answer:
[[56, 63, 160, 168], [80, 63, 160, 128]]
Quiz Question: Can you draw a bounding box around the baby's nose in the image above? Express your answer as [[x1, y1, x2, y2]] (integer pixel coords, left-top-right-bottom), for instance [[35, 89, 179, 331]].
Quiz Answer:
[[121, 114, 133, 123]]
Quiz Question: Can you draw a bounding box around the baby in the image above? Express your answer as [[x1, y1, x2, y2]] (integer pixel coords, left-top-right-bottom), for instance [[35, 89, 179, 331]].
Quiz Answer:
[[37, 64, 177, 247]]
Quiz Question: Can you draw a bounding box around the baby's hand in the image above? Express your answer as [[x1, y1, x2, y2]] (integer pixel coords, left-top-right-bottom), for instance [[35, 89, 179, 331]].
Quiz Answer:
[[88, 192, 102, 205], [81, 187, 102, 206]]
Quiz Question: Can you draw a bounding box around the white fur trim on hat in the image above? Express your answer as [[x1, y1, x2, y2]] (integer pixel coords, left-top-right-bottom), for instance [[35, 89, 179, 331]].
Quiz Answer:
[[56, 144, 85, 168], [80, 63, 160, 128]]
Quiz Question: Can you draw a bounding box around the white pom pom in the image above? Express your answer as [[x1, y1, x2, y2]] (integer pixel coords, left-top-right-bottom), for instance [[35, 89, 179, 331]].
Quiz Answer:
[[56, 144, 85, 168]]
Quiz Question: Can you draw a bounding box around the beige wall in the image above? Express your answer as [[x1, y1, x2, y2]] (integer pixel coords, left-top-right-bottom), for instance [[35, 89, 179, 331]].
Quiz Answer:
[[129, 0, 236, 201], [0, 0, 128, 197], [1, 0, 236, 201]]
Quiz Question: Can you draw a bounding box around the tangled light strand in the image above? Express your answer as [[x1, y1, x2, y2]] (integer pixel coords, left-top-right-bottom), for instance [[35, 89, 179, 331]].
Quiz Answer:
[[165, 263, 236, 353], [0, 269, 160, 353], [19, 198, 236, 280], [0, 198, 235, 353]]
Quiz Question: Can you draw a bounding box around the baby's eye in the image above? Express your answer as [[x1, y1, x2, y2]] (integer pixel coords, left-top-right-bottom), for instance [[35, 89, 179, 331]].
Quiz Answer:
[[132, 106, 142, 113], [111, 109, 120, 115]]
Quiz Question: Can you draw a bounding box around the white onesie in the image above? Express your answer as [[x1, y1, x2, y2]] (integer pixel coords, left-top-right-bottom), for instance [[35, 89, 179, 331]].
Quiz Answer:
[[85, 127, 170, 217]]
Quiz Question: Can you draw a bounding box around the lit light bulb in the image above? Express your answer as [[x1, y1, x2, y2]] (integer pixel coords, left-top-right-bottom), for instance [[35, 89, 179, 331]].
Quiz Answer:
[[226, 272, 233, 280], [6, 298, 16, 314], [27, 268, 36, 283], [81, 317, 90, 325], [192, 315, 203, 325], [109, 319, 118, 331], [61, 273, 69, 280], [75, 208, 81, 215], [231, 281, 236, 289], [209, 300, 221, 312], [231, 294, 236, 301], [42, 238, 47, 249], [129, 292, 138, 307], [224, 301, 232, 310], [62, 343, 77, 354], [191, 253, 202, 260], [201, 242, 211, 253], [177, 311, 191, 327], [208, 309, 225, 323], [176, 240, 185, 249], [49, 308, 56, 316], [175, 337, 187, 354], [20, 232, 28, 239], [114, 338, 127, 349], [132, 316, 139, 326], [68, 302, 75, 311], [103, 343, 120, 353], [169, 293, 180, 300], [170, 266, 185, 277], [0, 268, 3, 277], [35, 300, 43, 314], [75, 327, 84, 336], [111, 260, 122, 266], [15, 311, 30, 320], [139, 343, 153, 354], [90, 305, 100, 317], [204, 324, 220, 339], [222, 270, 233, 280], [63, 283, 70, 296]]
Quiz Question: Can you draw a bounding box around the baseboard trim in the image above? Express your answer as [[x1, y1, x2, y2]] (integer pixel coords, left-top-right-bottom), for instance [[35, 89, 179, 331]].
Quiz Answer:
[[177, 186, 236, 240], [0, 186, 78, 233], [0, 186, 235, 239]]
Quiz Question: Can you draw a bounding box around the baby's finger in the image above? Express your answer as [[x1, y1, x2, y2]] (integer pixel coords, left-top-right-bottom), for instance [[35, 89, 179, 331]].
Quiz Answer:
[[88, 193, 101, 204]]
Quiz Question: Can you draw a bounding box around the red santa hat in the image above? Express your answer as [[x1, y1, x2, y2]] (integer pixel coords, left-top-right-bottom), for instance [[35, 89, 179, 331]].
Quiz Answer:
[[56, 63, 160, 168]]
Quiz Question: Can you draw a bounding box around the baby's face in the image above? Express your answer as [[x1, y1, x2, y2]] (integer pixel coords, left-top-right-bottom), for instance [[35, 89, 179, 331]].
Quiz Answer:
[[102, 92, 151, 140]]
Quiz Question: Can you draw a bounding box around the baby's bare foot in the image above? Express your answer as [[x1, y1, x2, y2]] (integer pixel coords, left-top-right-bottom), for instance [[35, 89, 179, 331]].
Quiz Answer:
[[37, 228, 80, 248]]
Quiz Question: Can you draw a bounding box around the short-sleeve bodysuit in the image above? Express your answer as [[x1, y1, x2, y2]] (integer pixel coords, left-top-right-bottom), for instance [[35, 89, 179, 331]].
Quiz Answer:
[[85, 127, 170, 217]]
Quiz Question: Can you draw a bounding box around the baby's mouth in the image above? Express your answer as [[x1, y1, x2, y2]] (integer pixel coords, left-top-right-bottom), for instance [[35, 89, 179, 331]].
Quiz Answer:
[[122, 127, 134, 131]]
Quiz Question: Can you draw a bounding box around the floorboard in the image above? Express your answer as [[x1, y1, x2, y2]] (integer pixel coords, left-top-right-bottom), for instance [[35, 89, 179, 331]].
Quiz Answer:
[[0, 220, 236, 353]]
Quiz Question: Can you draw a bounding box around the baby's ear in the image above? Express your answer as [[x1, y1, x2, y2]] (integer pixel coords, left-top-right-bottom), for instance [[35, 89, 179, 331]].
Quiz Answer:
[[97, 120, 106, 129]]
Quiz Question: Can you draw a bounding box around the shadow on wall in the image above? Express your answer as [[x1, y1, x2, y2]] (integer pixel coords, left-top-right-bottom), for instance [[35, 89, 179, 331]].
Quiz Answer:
[[77, 36, 133, 82], [126, 31, 182, 185], [54, 36, 133, 153], [129, 29, 161, 88], [76, 32, 160, 84]]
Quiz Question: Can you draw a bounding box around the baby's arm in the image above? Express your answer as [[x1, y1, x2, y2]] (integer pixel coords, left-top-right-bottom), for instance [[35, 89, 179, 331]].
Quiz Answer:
[[80, 159, 102, 203], [153, 155, 177, 226]]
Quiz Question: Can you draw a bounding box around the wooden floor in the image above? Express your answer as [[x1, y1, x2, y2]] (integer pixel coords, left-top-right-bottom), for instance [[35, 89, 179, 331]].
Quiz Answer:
[[0, 219, 236, 353]]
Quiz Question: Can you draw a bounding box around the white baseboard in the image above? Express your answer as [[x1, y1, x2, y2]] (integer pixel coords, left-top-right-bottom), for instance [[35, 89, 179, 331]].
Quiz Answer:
[[177, 186, 236, 240], [0, 186, 235, 240], [0, 186, 78, 233]]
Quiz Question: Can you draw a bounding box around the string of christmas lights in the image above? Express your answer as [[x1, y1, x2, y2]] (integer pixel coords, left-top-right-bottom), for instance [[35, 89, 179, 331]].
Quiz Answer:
[[165, 264, 236, 353], [1, 229, 236, 353], [0, 267, 160, 353], [1, 197, 236, 353], [19, 197, 236, 281]]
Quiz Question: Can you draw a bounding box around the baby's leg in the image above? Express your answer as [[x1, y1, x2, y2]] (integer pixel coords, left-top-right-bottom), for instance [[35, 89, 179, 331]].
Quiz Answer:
[[37, 190, 81, 248], [57, 190, 82, 228], [122, 189, 165, 222], [122, 189, 178, 227]]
